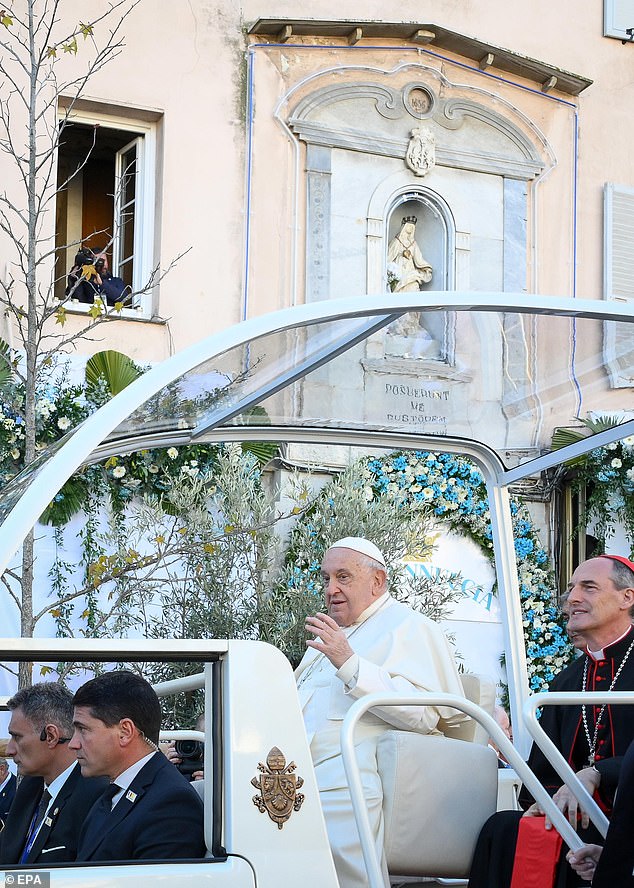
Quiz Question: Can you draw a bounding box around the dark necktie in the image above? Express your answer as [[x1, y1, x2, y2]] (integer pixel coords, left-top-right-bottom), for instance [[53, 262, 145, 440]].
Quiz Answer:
[[96, 782, 120, 816], [80, 783, 119, 853], [20, 787, 51, 863]]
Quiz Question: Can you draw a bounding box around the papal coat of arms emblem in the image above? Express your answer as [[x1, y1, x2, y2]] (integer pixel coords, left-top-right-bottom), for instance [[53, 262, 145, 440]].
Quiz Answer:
[[251, 746, 305, 829]]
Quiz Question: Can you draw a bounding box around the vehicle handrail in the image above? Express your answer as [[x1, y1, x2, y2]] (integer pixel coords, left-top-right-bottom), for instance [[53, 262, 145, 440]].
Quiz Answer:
[[159, 730, 205, 741], [341, 691, 585, 888], [153, 672, 206, 695], [522, 690, 634, 839]]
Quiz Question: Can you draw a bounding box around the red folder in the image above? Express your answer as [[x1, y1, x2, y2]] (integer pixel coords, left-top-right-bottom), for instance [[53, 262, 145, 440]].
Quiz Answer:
[[509, 816, 563, 888]]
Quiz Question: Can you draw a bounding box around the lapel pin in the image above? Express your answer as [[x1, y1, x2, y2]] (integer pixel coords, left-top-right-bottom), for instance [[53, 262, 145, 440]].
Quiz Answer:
[[44, 816, 53, 827], [125, 790, 137, 803]]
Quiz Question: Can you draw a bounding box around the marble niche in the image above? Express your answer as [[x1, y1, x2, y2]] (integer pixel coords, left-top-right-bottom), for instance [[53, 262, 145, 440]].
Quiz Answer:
[[286, 66, 552, 449]]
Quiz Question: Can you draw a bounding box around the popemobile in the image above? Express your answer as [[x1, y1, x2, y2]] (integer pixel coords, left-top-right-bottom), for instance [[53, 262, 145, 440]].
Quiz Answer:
[[0, 292, 633, 887]]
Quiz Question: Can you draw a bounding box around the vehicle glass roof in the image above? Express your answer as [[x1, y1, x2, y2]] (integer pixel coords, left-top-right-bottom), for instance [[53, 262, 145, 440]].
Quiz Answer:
[[111, 306, 633, 467], [0, 297, 632, 529]]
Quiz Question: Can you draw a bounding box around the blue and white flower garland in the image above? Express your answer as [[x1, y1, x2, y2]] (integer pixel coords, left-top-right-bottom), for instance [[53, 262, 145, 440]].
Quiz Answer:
[[361, 451, 573, 693]]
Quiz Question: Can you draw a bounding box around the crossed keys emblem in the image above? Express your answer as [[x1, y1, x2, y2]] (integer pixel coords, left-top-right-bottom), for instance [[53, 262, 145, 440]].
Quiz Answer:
[[251, 746, 305, 829]]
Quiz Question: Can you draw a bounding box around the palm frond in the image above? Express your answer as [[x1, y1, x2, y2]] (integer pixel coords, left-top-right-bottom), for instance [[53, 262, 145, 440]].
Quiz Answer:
[[551, 415, 626, 466], [85, 350, 142, 396], [0, 338, 15, 389], [40, 476, 89, 526]]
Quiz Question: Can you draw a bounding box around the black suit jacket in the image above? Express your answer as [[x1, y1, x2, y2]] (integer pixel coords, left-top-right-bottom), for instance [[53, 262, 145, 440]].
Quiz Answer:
[[0, 773, 16, 826], [593, 737, 634, 887], [76, 752, 205, 861], [0, 763, 107, 865], [470, 631, 634, 888], [521, 628, 634, 809]]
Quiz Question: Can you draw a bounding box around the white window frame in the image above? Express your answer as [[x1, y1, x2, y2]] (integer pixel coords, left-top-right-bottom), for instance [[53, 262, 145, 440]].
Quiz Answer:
[[604, 0, 634, 40], [57, 108, 157, 317], [114, 135, 144, 293]]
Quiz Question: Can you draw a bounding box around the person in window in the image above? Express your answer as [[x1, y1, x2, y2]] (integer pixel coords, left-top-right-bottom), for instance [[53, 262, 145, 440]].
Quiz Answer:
[[65, 248, 129, 307], [65, 247, 99, 304], [93, 251, 129, 307]]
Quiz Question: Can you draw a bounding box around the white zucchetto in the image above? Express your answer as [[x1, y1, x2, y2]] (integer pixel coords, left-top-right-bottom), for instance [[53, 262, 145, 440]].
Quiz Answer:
[[327, 537, 386, 567]]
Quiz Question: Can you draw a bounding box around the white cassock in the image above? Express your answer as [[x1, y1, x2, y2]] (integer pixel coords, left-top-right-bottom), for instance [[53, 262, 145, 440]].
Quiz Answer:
[[295, 592, 465, 888]]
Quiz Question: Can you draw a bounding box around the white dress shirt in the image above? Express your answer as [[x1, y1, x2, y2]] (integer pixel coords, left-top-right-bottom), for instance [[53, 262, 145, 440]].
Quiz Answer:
[[109, 751, 156, 809]]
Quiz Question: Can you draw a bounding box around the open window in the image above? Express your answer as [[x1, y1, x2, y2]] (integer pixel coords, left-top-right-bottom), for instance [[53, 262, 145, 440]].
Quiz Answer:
[[55, 109, 157, 313]]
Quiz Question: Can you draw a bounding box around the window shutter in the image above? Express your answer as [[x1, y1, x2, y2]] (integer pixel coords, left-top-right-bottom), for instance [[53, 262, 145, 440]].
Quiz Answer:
[[604, 183, 634, 302], [604, 184, 634, 388], [604, 0, 634, 39]]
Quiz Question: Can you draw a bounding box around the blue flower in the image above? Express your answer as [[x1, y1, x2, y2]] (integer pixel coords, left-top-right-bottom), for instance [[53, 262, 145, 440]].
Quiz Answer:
[[515, 538, 534, 558]]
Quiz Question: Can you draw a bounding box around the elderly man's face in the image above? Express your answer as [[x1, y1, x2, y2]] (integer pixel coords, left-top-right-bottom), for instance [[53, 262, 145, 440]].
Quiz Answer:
[[562, 558, 633, 646], [320, 547, 384, 627]]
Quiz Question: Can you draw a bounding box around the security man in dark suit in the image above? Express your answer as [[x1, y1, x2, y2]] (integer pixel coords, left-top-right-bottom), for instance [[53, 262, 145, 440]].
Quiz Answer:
[[0, 683, 107, 865], [0, 757, 16, 830], [71, 670, 205, 861]]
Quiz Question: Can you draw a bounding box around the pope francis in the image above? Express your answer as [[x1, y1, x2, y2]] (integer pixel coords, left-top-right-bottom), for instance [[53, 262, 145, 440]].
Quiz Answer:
[[295, 537, 465, 888]]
